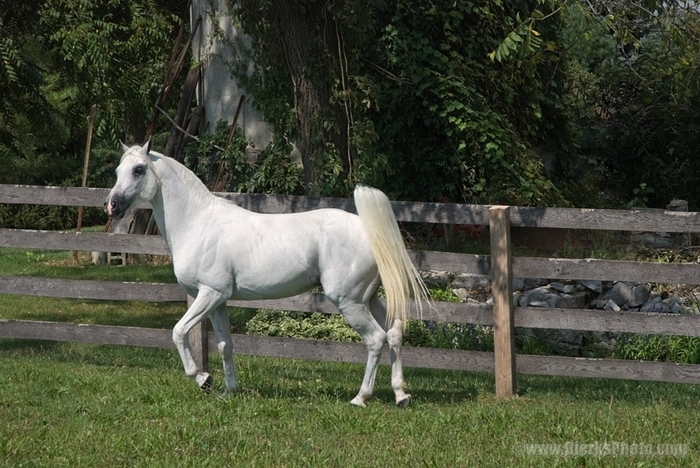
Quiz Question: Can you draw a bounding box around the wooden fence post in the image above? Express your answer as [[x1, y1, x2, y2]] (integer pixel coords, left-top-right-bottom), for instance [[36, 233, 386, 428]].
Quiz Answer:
[[489, 206, 516, 398], [187, 295, 209, 372]]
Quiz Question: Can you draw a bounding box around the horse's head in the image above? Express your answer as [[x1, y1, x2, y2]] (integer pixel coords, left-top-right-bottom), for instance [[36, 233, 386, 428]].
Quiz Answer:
[[105, 139, 159, 219]]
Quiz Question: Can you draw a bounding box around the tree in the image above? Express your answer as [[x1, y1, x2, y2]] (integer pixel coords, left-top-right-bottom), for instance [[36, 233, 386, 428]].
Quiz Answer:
[[492, 0, 700, 208], [231, 0, 568, 204], [0, 0, 182, 185], [571, 0, 700, 208], [0, 0, 67, 186], [234, 0, 356, 194], [0, 0, 183, 228]]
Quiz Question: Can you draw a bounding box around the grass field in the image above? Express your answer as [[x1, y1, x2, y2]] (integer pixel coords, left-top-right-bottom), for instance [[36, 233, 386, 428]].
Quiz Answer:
[[1, 340, 698, 467], [1, 247, 700, 466]]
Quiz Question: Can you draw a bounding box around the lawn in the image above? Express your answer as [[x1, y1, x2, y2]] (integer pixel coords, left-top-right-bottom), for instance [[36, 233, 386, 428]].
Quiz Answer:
[[1, 340, 699, 467], [1, 247, 699, 466]]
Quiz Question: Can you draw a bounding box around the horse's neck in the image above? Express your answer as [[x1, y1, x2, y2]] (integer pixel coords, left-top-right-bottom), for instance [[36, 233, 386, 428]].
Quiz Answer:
[[149, 155, 215, 247]]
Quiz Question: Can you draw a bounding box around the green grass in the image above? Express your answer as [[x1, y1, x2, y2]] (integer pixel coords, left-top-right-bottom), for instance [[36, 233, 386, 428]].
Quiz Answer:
[[1, 340, 698, 467], [0, 248, 176, 282]]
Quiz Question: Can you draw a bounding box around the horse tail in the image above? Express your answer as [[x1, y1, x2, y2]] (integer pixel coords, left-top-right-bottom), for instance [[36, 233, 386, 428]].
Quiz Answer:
[[354, 185, 431, 327]]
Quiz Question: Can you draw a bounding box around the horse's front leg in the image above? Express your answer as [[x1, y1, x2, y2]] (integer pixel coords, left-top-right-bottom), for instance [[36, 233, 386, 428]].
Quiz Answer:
[[209, 304, 238, 395], [173, 285, 227, 392]]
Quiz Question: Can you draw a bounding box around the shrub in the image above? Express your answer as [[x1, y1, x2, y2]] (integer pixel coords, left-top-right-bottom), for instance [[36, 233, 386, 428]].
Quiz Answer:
[[245, 310, 361, 343], [404, 321, 494, 352], [614, 334, 700, 365], [245, 308, 495, 352]]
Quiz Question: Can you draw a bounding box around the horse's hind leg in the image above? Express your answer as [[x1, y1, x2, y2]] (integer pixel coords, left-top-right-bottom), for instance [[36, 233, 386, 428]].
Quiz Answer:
[[370, 294, 411, 407], [209, 304, 238, 395], [387, 319, 411, 407], [336, 299, 387, 407], [173, 285, 227, 391]]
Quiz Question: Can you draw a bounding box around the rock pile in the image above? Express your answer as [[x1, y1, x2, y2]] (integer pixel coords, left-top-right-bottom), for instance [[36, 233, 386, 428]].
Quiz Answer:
[[515, 279, 688, 315], [424, 271, 698, 356], [513, 278, 693, 354], [428, 271, 695, 314]]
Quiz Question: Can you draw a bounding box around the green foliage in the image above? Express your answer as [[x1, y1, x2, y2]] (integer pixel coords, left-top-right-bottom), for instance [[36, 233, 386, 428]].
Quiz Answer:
[[246, 310, 362, 343], [489, 6, 548, 62], [555, 0, 700, 208], [230, 0, 700, 208], [614, 334, 700, 365], [230, 0, 569, 204], [404, 321, 495, 351], [183, 121, 303, 194], [245, 308, 497, 353], [367, 0, 566, 204], [516, 329, 558, 356], [0, 204, 87, 230], [40, 0, 181, 143], [0, 0, 182, 228]]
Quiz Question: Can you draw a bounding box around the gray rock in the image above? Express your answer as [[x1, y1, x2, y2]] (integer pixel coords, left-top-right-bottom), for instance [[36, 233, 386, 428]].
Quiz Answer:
[[662, 296, 682, 314], [549, 282, 576, 294], [519, 287, 558, 308], [663, 296, 682, 306], [558, 330, 583, 345], [451, 288, 470, 301], [628, 284, 651, 307], [514, 278, 548, 291], [452, 274, 490, 290], [604, 299, 621, 312], [640, 297, 664, 313], [552, 292, 590, 309], [593, 282, 649, 308], [578, 280, 603, 293], [631, 231, 673, 249]]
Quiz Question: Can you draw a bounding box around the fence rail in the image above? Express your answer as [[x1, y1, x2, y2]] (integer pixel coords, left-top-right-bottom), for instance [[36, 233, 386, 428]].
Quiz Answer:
[[2, 184, 700, 396]]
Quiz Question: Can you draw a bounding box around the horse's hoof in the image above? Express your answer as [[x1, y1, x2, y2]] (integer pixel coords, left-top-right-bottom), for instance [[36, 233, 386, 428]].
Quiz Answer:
[[396, 394, 411, 408], [198, 373, 214, 394], [350, 396, 367, 408]]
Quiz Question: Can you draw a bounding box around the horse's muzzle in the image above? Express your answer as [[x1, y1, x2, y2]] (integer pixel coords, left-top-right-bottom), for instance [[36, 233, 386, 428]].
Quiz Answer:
[[104, 194, 127, 219]]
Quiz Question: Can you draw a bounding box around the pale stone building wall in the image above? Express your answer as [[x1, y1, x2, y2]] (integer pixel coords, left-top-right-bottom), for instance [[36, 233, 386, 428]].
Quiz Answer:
[[190, 0, 273, 150]]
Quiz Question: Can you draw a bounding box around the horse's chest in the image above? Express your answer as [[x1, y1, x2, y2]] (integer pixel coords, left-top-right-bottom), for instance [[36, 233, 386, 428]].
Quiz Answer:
[[172, 243, 231, 288]]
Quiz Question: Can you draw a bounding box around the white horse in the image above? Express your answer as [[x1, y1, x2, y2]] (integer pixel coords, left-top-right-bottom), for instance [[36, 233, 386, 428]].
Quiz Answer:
[[105, 141, 429, 407]]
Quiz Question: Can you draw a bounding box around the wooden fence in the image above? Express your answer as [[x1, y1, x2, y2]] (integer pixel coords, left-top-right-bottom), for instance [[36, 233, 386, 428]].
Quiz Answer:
[[2, 184, 700, 397]]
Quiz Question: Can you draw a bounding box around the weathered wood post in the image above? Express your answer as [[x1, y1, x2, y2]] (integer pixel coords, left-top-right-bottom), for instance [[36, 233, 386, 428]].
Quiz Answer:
[[489, 206, 516, 398], [187, 295, 209, 372]]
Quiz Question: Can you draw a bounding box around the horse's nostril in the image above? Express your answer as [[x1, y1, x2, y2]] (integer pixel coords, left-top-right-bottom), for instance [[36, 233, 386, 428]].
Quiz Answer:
[[111, 200, 117, 208]]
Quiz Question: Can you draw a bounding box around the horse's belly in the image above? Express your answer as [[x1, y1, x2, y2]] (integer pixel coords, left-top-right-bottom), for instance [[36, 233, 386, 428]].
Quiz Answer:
[[231, 267, 319, 300]]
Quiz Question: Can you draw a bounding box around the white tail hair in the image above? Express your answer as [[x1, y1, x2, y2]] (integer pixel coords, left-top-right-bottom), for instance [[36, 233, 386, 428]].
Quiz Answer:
[[354, 185, 431, 326]]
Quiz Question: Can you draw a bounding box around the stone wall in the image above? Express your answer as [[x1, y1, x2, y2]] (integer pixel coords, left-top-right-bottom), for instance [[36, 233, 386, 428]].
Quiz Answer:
[[425, 270, 699, 356]]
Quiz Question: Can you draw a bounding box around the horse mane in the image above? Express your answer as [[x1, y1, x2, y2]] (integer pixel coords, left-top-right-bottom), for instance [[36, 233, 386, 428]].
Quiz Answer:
[[149, 151, 213, 200], [120, 144, 212, 200]]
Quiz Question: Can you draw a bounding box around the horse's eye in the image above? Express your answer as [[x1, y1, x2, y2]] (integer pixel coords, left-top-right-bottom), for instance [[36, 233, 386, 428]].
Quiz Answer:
[[133, 165, 145, 176]]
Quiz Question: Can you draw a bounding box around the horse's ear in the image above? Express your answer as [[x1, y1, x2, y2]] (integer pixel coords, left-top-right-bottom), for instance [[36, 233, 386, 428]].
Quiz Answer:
[[120, 140, 130, 152], [140, 138, 152, 156]]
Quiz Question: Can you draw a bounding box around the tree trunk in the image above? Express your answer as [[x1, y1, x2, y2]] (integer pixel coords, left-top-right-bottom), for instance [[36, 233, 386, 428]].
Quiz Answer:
[[269, 0, 323, 192], [268, 0, 353, 194]]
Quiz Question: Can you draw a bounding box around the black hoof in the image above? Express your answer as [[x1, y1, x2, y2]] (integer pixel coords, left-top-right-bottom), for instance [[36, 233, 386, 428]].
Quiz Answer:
[[199, 374, 214, 394], [396, 396, 411, 408]]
